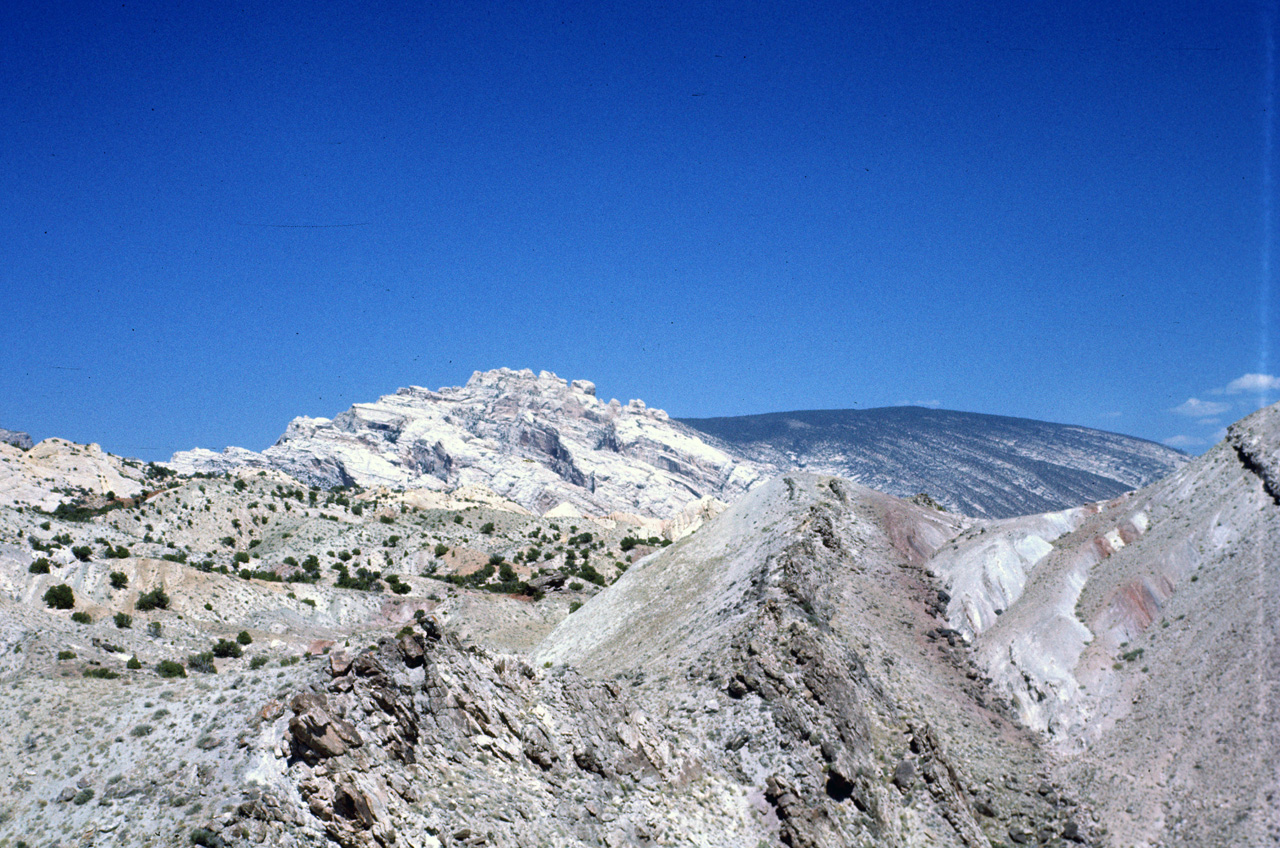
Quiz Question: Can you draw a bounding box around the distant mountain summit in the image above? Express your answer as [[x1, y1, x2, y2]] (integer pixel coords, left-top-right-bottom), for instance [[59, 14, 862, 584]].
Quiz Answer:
[[170, 368, 762, 519], [679, 406, 1186, 518], [170, 370, 1186, 519]]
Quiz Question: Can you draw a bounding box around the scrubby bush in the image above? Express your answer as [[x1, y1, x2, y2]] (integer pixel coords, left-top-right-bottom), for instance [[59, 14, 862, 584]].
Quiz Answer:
[[233, 551, 250, 564], [147, 621, 162, 638], [480, 522, 495, 535], [57, 650, 75, 660], [109, 571, 128, 589], [187, 652, 217, 673], [434, 544, 449, 558], [135, 587, 170, 611], [44, 584, 75, 609], [72, 545, 92, 561], [28, 558, 50, 574], [236, 630, 252, 645], [189, 827, 223, 847], [156, 659, 186, 678], [71, 611, 92, 624], [127, 655, 142, 670], [249, 655, 269, 670], [114, 612, 132, 629], [211, 639, 242, 659], [82, 668, 117, 679]]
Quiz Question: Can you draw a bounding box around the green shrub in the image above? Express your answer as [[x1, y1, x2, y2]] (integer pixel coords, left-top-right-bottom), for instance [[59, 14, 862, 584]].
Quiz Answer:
[[130, 723, 154, 737], [147, 621, 162, 638], [71, 545, 92, 561], [249, 655, 269, 670], [233, 551, 250, 564], [82, 667, 118, 679], [127, 655, 142, 670], [156, 659, 186, 678], [109, 571, 128, 589], [569, 601, 583, 613], [44, 584, 75, 609], [72, 788, 94, 805], [480, 522, 495, 535], [57, 650, 75, 660], [114, 612, 132, 629], [135, 587, 170, 611], [187, 652, 217, 673], [71, 611, 92, 624], [28, 558, 51, 574], [189, 827, 222, 847], [434, 543, 449, 558], [211, 639, 242, 659], [236, 630, 253, 645]]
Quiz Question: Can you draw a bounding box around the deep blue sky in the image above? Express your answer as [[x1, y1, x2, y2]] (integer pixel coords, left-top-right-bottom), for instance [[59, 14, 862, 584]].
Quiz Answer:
[[2, 1, 1275, 459]]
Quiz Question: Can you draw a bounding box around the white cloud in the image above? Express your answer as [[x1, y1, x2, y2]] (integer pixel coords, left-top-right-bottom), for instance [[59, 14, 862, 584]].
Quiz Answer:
[[1162, 435, 1201, 448], [1171, 398, 1231, 418], [895, 399, 942, 408], [1219, 373, 1280, 394]]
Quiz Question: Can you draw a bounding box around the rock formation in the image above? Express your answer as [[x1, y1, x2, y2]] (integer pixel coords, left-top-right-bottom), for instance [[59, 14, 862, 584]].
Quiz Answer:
[[171, 368, 763, 520], [680, 406, 1187, 518]]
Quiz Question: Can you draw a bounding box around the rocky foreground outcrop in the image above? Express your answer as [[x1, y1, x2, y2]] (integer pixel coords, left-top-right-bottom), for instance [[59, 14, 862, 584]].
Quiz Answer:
[[222, 476, 1088, 848], [171, 368, 764, 520]]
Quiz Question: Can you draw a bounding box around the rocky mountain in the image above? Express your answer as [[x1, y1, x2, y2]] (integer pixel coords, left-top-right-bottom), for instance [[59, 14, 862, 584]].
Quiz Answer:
[[0, 383, 1273, 847], [679, 406, 1187, 519], [172, 370, 1185, 522], [171, 368, 764, 521]]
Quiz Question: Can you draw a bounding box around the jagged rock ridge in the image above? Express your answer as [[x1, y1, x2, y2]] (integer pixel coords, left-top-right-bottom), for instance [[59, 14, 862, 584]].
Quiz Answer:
[[679, 406, 1187, 518], [170, 369, 764, 520]]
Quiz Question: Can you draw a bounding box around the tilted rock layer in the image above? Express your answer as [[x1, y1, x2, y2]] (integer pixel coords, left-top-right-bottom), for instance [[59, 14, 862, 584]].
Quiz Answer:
[[171, 369, 1188, 522], [171, 368, 763, 519], [680, 406, 1187, 518]]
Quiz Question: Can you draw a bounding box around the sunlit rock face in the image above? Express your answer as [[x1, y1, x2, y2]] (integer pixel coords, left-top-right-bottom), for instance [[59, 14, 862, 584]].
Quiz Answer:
[[929, 401, 1280, 848], [170, 368, 766, 519]]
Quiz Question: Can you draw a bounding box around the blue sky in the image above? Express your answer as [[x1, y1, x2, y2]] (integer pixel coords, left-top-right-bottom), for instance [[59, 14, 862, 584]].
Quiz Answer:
[[2, 0, 1275, 459]]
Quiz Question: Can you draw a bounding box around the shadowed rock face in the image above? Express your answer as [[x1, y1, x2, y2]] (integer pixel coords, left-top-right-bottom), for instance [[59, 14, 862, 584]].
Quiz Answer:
[[0, 429, 32, 450], [680, 406, 1187, 518]]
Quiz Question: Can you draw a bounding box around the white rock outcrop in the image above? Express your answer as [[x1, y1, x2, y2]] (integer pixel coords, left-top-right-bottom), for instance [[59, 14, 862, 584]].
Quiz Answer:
[[170, 368, 766, 519]]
